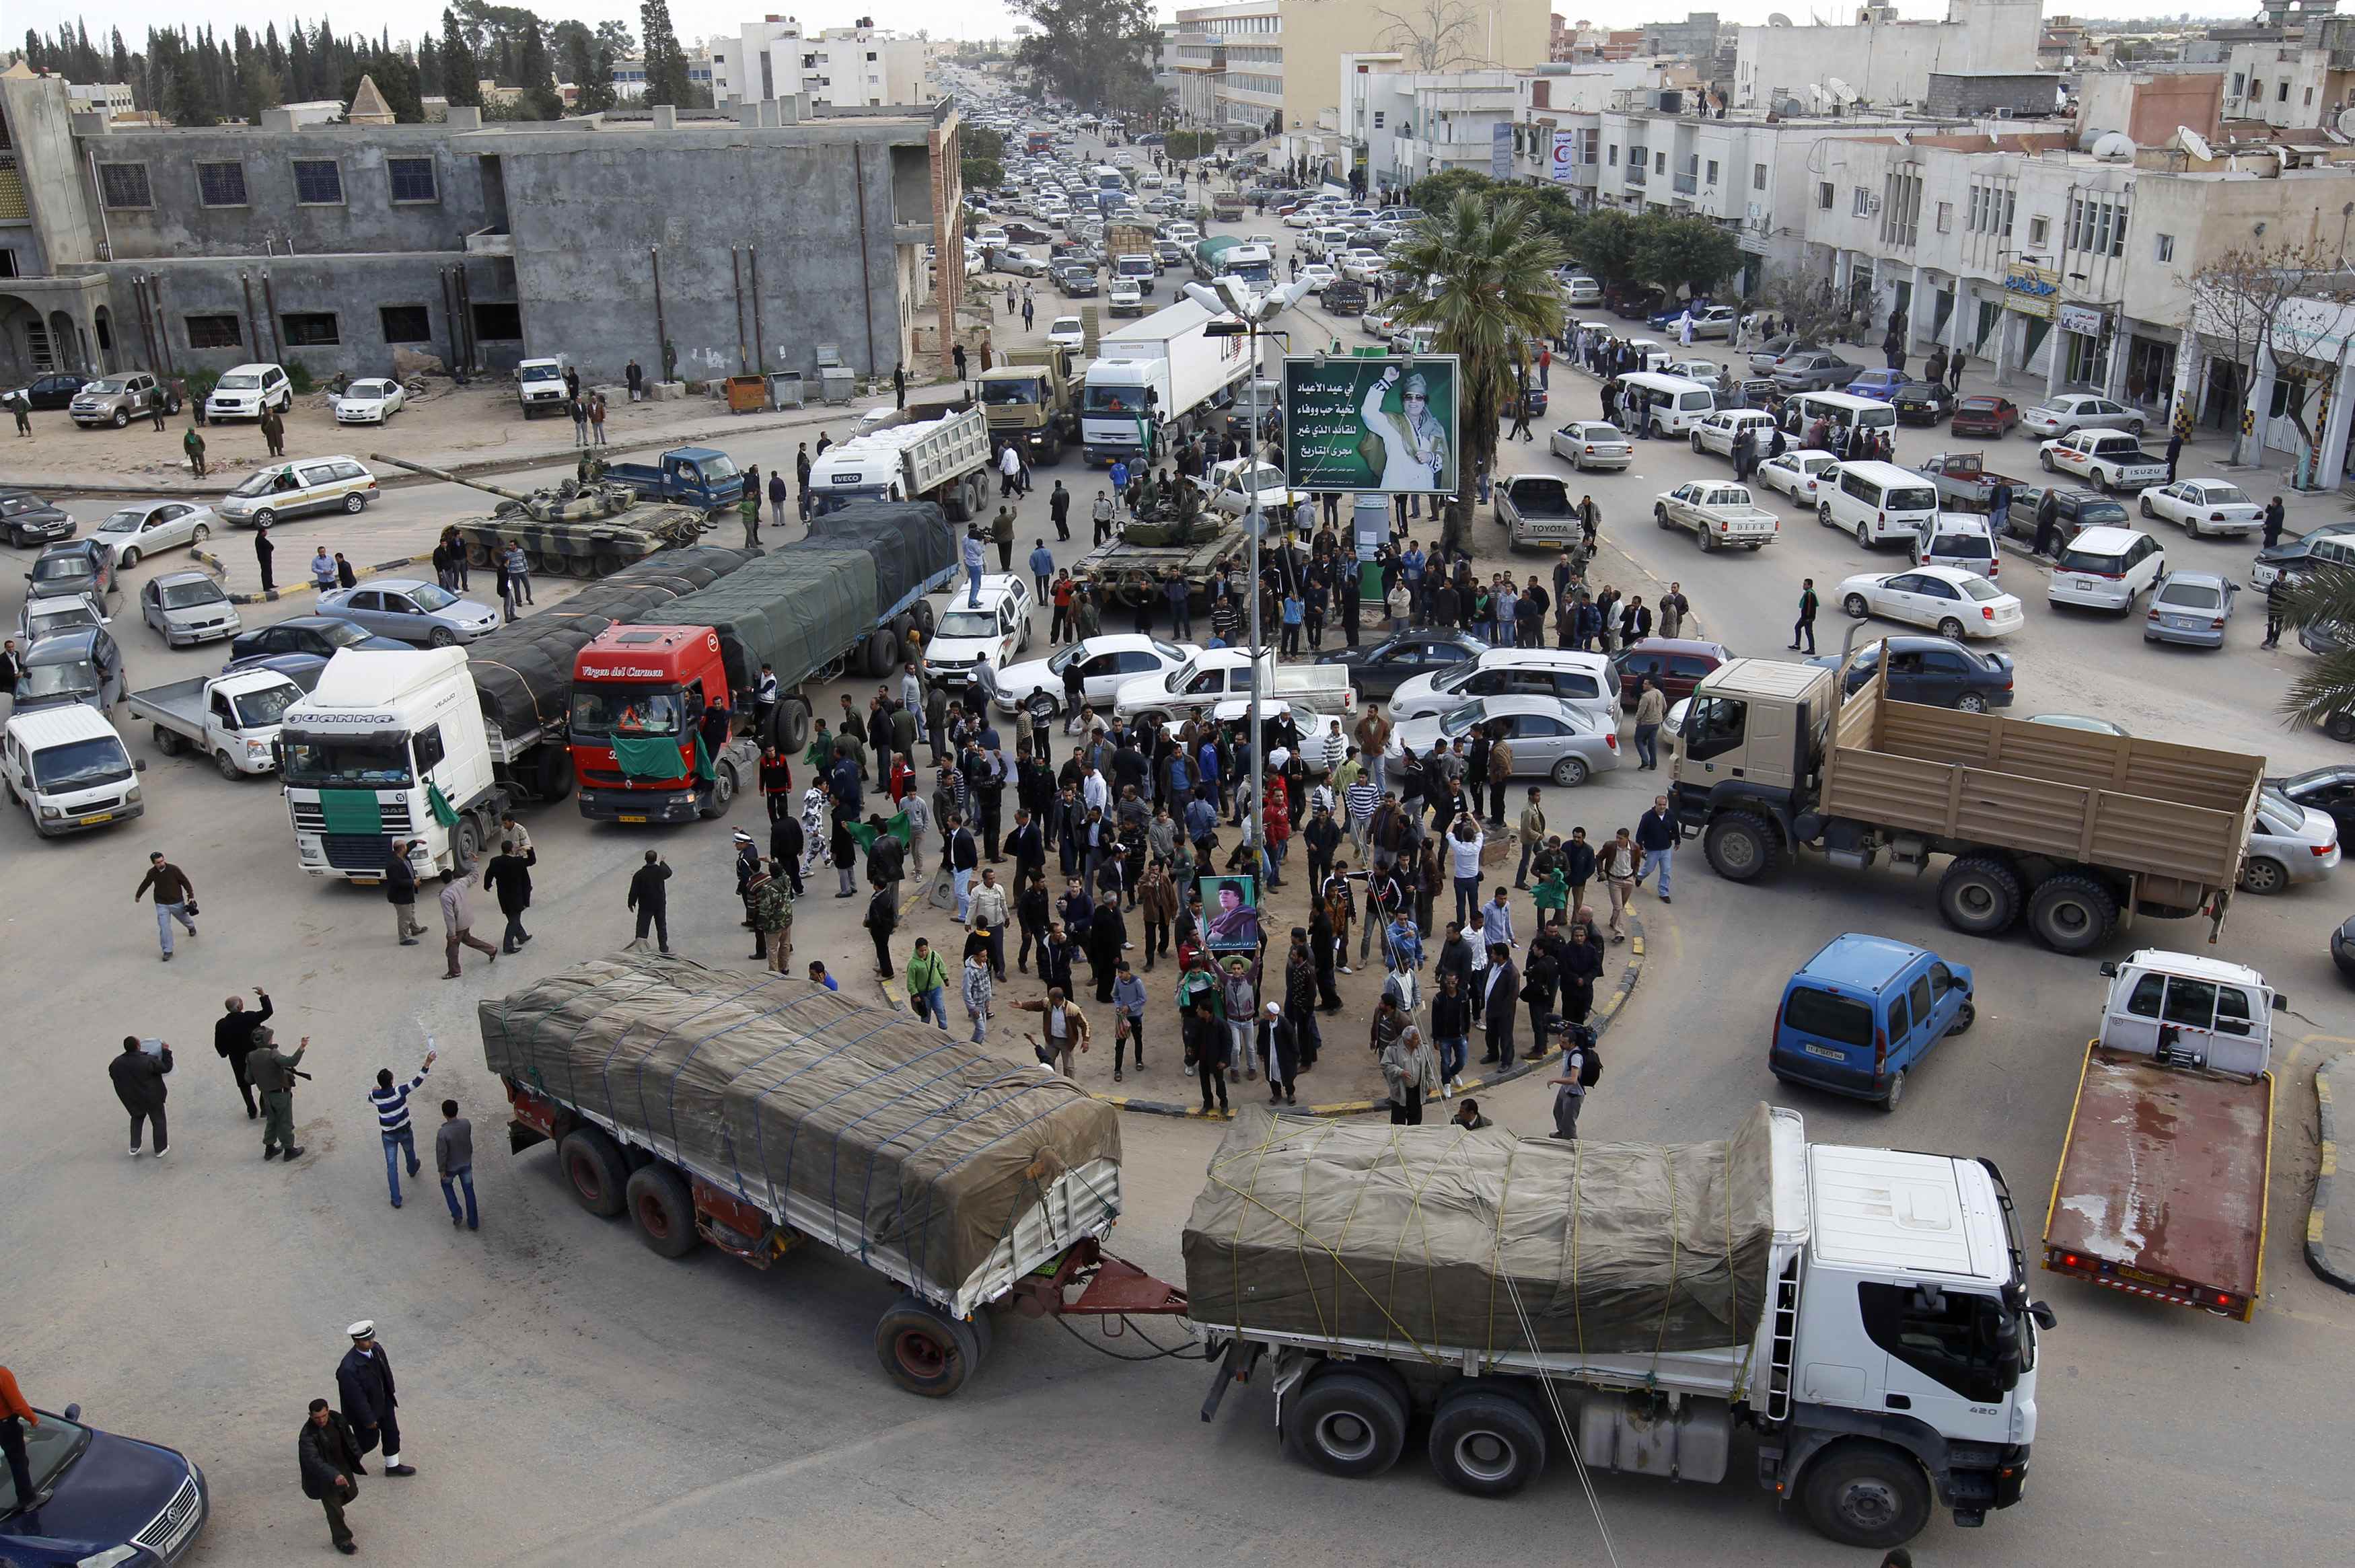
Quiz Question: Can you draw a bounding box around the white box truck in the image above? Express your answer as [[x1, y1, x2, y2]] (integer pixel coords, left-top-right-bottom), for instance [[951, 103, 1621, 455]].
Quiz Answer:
[[805, 400, 994, 522], [280, 648, 512, 882], [1080, 299, 1254, 467]]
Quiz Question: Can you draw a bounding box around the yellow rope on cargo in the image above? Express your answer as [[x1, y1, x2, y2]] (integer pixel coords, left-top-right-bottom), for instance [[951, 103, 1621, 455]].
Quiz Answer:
[[1653, 1146, 1679, 1371]]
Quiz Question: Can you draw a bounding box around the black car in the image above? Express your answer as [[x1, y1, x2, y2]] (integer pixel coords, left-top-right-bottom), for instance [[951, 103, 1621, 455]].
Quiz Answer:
[[1, 488, 76, 548], [2270, 766, 2355, 839], [1819, 635, 2015, 712], [8, 372, 92, 411], [1054, 264, 1099, 297], [2002, 485, 2128, 548], [1321, 279, 1369, 318], [1318, 631, 1494, 698], [2333, 912, 2355, 980], [225, 614, 405, 667], [1891, 381, 1956, 425]]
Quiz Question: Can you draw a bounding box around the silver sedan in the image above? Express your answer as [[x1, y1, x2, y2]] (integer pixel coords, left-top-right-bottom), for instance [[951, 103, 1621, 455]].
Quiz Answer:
[[2142, 570, 2237, 649], [1387, 694, 1622, 787], [91, 500, 215, 566], [1549, 421, 1632, 471], [314, 577, 500, 646], [2243, 786, 2340, 893]]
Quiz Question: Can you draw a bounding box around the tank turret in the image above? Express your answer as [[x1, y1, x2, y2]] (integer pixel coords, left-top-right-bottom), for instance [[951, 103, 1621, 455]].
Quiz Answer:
[[370, 453, 715, 579]]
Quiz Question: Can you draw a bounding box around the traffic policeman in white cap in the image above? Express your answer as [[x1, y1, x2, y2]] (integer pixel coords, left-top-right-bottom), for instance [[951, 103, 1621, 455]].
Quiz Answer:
[[335, 1322, 414, 1477]]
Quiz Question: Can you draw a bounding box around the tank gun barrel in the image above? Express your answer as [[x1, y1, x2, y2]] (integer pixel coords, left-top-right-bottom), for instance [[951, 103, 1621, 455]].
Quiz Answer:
[[367, 453, 528, 502]]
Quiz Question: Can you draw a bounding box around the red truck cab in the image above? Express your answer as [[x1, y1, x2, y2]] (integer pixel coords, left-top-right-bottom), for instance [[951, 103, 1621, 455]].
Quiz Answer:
[[569, 624, 734, 822]]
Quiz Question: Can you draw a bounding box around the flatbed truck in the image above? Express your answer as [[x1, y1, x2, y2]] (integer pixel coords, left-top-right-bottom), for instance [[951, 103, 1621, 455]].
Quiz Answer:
[[125, 667, 304, 778]]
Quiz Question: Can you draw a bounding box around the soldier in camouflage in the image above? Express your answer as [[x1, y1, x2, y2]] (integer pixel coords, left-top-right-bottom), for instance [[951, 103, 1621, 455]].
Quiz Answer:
[[749, 858, 795, 972]]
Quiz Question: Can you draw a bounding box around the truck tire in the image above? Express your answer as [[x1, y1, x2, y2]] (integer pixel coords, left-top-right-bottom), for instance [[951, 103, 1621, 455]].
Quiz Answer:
[[1282, 1370, 1408, 1479], [873, 1296, 986, 1398], [698, 761, 738, 819], [1655, 503, 1671, 530], [151, 724, 184, 757], [771, 697, 811, 754], [1799, 1440, 1933, 1550], [1936, 856, 2022, 935], [457, 813, 482, 868], [535, 747, 575, 804], [1704, 811, 1777, 882], [1879, 1067, 1906, 1112], [912, 599, 936, 639], [624, 1164, 700, 1259], [1426, 1386, 1548, 1498], [557, 1127, 629, 1218], [2026, 872, 2117, 953], [865, 628, 900, 678], [2331, 711, 2355, 743]]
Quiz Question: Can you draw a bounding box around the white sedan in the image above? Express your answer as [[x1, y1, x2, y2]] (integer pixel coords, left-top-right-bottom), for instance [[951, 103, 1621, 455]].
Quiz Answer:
[[1838, 564, 2025, 640], [984, 632, 1200, 719], [333, 377, 406, 424], [2137, 477, 2264, 539], [1753, 448, 1838, 505], [1297, 262, 1338, 294], [1685, 305, 1740, 340], [1282, 208, 1322, 229], [1047, 315, 1087, 350]]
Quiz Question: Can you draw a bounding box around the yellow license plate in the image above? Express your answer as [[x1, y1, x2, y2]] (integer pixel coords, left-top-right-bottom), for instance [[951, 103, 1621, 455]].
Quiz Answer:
[[619, 815, 648, 823], [82, 812, 114, 824], [350, 877, 382, 886]]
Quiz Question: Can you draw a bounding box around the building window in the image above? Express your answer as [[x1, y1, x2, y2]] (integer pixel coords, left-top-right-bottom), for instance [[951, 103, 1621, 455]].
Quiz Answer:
[[2002, 190, 2015, 236], [2251, 80, 2264, 102], [185, 313, 242, 348], [379, 305, 433, 343], [1852, 186, 1871, 217], [387, 158, 439, 204], [1655, 151, 1665, 174], [1705, 159, 1718, 184], [98, 161, 153, 209], [1608, 143, 1618, 166], [281, 311, 340, 346], [2112, 204, 2128, 257], [2028, 214, 2047, 246], [2280, 81, 2291, 102], [196, 161, 248, 207], [1753, 161, 1766, 190], [1373, 110, 1384, 128], [471, 301, 523, 341], [1817, 180, 1834, 209], [2308, 87, 2317, 106], [2155, 232, 2175, 262], [2231, 72, 2246, 95], [292, 159, 345, 205]]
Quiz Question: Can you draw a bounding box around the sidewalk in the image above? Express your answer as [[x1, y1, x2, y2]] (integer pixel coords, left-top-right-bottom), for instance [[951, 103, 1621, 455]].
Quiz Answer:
[[2308, 1050, 2355, 1296]]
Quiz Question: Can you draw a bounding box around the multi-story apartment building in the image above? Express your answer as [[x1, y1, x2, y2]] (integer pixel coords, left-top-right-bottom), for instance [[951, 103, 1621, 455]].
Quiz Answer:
[[710, 17, 937, 112], [1733, 0, 2043, 109]]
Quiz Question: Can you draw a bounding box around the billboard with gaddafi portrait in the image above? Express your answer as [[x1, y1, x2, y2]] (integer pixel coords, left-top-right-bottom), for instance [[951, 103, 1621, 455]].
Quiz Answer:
[[1280, 354, 1461, 495]]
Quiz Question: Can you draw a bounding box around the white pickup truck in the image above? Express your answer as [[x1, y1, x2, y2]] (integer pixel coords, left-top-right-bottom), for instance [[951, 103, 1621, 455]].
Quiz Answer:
[[1113, 647, 1356, 725], [1688, 409, 1778, 461], [2037, 430, 2170, 494], [1654, 481, 1782, 552], [125, 667, 305, 778]]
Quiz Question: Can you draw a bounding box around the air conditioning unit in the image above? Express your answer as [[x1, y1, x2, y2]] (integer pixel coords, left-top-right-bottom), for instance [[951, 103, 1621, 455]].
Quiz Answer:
[[1865, 194, 1883, 213], [1994, 106, 2016, 120]]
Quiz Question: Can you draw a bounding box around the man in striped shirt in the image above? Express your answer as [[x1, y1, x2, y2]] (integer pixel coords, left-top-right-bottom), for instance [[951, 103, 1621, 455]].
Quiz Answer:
[[368, 1049, 437, 1209], [1344, 777, 1379, 861]]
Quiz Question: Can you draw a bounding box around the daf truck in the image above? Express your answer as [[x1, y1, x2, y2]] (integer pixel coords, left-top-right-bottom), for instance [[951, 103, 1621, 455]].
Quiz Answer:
[[1669, 644, 2261, 952], [805, 400, 994, 521], [1080, 299, 1253, 467]]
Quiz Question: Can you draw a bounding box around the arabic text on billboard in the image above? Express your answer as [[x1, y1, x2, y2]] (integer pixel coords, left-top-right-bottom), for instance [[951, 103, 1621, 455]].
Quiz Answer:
[[1282, 354, 1460, 496]]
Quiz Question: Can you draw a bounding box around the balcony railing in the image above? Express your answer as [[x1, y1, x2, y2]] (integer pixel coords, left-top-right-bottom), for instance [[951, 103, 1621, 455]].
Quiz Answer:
[[1673, 171, 1698, 194], [1624, 163, 1646, 186]]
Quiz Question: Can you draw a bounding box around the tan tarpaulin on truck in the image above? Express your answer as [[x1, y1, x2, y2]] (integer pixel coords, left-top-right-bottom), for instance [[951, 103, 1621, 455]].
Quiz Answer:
[[480, 956, 1122, 1308], [1182, 1105, 1776, 1357]]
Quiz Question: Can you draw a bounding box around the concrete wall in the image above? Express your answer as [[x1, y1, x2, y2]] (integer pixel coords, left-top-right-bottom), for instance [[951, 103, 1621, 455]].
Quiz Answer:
[[0, 72, 101, 276], [79, 122, 497, 259], [1734, 0, 2041, 108], [1925, 73, 2061, 118]]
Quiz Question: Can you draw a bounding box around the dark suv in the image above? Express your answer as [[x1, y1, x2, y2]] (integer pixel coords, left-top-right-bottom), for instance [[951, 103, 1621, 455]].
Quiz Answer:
[[2004, 484, 2128, 548]]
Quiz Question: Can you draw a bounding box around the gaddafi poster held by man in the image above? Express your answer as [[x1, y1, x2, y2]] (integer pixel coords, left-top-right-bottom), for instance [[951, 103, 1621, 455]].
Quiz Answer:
[[1282, 354, 1460, 494]]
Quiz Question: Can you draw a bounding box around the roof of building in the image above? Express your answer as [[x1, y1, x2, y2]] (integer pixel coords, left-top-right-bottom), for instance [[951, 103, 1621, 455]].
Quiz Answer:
[[347, 74, 395, 124]]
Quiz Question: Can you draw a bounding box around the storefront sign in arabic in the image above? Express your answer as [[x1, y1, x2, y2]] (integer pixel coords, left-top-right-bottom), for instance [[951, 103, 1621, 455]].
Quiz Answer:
[[2003, 263, 2059, 320], [2057, 303, 2106, 337]]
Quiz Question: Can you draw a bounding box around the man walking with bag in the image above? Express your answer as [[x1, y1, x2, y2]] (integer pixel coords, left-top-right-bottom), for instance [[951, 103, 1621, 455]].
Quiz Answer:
[[110, 1036, 174, 1158], [297, 1396, 367, 1555], [133, 850, 198, 962]]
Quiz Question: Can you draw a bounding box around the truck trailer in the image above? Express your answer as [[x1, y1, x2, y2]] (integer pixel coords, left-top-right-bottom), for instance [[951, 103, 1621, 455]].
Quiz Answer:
[[1188, 1104, 2047, 1550], [1671, 644, 2260, 952], [1080, 299, 1254, 467]]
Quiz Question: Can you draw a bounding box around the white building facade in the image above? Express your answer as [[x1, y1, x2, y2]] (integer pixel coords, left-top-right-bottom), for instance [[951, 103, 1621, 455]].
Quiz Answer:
[[709, 20, 935, 110]]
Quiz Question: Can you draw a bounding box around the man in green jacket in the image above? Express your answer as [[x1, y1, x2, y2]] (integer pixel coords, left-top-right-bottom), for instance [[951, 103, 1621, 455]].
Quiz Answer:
[[739, 487, 762, 550], [904, 938, 950, 1031], [248, 1025, 313, 1162], [749, 860, 795, 971]]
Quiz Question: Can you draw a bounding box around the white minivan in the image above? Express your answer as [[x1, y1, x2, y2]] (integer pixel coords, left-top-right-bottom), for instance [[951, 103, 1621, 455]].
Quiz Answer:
[[2050, 525, 2167, 612], [1792, 389, 1899, 445], [1620, 371, 1716, 438], [3, 704, 145, 837], [1817, 459, 1941, 547]]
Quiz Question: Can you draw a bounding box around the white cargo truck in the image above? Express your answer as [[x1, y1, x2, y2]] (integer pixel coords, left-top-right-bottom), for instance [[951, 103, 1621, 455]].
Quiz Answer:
[[280, 648, 511, 882], [805, 400, 993, 522], [1080, 299, 1254, 467], [126, 667, 303, 778]]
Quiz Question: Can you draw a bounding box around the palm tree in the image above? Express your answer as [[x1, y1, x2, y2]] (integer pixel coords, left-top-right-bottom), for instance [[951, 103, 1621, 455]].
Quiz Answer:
[[2270, 565, 2355, 735], [1387, 191, 1567, 555]]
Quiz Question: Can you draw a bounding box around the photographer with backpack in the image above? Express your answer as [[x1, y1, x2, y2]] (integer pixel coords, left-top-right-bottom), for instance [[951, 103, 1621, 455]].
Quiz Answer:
[[1547, 1024, 1599, 1140]]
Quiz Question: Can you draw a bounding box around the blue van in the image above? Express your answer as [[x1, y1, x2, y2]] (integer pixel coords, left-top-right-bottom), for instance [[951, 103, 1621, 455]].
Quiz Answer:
[[1770, 934, 1975, 1111]]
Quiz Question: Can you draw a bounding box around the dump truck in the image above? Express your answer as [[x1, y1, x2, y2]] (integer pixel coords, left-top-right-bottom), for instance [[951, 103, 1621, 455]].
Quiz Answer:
[[1669, 642, 2261, 952], [568, 503, 957, 822], [977, 346, 1079, 465], [804, 400, 993, 522], [2043, 949, 2280, 1322], [482, 956, 1186, 1398], [1188, 1104, 2048, 1550]]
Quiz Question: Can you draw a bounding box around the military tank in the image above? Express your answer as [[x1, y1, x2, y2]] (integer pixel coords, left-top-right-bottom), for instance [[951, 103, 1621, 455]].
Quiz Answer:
[[370, 454, 716, 580]]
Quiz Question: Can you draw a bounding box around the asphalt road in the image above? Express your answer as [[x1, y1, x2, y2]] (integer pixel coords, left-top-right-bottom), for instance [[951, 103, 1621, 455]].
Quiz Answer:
[[5, 145, 2353, 1568]]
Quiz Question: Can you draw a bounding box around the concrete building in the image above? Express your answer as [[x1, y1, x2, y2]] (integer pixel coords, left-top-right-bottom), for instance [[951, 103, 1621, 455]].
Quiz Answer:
[[2074, 66, 2226, 146], [1733, 0, 2044, 110], [1642, 13, 1720, 63], [1344, 70, 1521, 194], [2222, 24, 2355, 128], [710, 17, 937, 112], [65, 82, 137, 120], [0, 69, 968, 389], [610, 50, 718, 103]]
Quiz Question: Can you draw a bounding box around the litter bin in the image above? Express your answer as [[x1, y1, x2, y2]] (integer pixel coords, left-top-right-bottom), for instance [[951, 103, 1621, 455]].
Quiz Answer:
[[819, 367, 857, 405], [769, 371, 805, 410], [725, 375, 768, 414]]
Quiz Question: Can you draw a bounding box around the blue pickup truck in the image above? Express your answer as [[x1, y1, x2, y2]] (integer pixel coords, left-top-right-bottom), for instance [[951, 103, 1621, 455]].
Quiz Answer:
[[602, 446, 746, 514], [1, 1401, 209, 1565]]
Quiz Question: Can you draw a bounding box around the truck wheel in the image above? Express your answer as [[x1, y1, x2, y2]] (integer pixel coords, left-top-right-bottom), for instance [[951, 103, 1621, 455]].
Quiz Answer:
[[1690, 433, 1706, 453], [112, 408, 131, 428], [1800, 1441, 1932, 1550], [535, 747, 575, 804], [873, 1296, 986, 1398], [1936, 856, 2021, 935], [698, 761, 738, 819], [2026, 872, 2118, 953], [1704, 811, 1776, 882], [912, 599, 936, 639], [769, 698, 810, 755], [213, 749, 243, 781], [1856, 522, 1872, 549], [558, 1128, 630, 1218], [1281, 1370, 1408, 1479], [1426, 1387, 1548, 1497], [865, 628, 900, 678], [2240, 856, 2290, 896], [152, 724, 183, 757], [624, 1164, 700, 1259], [1655, 504, 1670, 529]]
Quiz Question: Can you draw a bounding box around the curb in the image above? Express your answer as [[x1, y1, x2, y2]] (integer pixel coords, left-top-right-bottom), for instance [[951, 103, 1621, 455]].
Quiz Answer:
[[2307, 1051, 2355, 1295], [188, 546, 437, 606], [875, 909, 1649, 1122]]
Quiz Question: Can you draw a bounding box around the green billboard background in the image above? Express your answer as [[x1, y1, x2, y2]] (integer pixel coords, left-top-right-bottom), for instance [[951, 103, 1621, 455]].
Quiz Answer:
[[1281, 354, 1461, 495]]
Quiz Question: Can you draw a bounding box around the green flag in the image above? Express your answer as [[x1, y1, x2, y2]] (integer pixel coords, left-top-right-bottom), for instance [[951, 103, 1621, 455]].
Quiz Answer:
[[844, 811, 912, 853], [425, 782, 460, 828], [694, 732, 716, 782]]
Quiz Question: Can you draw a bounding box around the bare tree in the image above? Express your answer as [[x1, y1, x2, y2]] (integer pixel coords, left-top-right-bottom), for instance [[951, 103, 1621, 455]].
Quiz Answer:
[[2183, 238, 2350, 468], [1751, 268, 1849, 349], [1374, 0, 1484, 72]]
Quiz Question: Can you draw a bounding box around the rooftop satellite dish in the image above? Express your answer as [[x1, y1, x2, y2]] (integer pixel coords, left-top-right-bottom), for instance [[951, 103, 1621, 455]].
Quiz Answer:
[[1768, 11, 1795, 23], [2093, 130, 2136, 161], [2176, 124, 2214, 160], [2337, 106, 2355, 139], [1827, 77, 1860, 106]]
